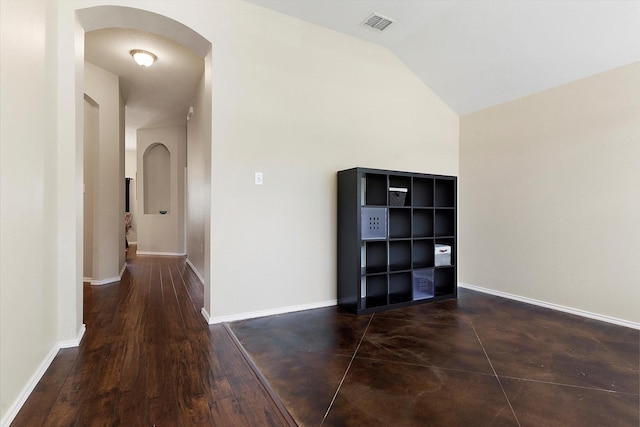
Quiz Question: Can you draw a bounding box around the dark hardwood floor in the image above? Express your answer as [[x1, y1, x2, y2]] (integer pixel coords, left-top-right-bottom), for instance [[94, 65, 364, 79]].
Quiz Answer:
[[12, 247, 293, 426], [12, 247, 639, 426]]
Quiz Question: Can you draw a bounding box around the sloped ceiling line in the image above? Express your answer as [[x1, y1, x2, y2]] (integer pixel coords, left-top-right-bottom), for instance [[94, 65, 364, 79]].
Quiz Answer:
[[246, 0, 640, 115]]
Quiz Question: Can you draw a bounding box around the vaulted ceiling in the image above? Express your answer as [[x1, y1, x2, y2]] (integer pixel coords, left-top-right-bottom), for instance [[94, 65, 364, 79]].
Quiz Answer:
[[247, 0, 640, 115]]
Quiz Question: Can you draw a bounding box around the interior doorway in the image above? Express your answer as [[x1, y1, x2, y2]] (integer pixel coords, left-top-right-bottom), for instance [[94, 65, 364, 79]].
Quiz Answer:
[[75, 5, 213, 326]]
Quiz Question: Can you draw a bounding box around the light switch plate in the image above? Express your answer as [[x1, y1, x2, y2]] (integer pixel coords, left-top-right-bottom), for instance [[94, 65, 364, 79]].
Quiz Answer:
[[255, 172, 263, 185]]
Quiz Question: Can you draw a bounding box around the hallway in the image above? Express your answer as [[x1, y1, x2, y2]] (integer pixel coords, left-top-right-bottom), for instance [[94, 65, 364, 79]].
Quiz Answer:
[[12, 248, 292, 426]]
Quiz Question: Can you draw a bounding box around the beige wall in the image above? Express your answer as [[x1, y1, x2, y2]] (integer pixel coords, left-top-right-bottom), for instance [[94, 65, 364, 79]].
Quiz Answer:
[[136, 126, 187, 255], [84, 61, 125, 283], [459, 62, 640, 324], [0, 0, 60, 421]]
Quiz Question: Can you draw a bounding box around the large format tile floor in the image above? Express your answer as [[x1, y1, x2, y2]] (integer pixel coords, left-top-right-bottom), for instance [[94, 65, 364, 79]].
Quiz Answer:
[[229, 289, 639, 427]]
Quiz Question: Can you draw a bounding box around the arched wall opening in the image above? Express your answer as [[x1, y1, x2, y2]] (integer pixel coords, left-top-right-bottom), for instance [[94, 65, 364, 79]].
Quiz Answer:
[[68, 5, 213, 340]]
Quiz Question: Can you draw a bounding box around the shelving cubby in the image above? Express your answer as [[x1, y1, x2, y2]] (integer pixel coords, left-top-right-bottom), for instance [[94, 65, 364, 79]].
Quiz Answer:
[[364, 274, 388, 308], [412, 239, 435, 269], [412, 209, 434, 238], [412, 177, 434, 207], [338, 167, 457, 314], [389, 240, 412, 271], [389, 208, 412, 239], [389, 272, 413, 304], [435, 209, 455, 237]]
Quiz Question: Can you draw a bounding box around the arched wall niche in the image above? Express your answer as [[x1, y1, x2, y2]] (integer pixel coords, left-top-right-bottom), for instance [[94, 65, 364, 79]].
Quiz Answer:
[[143, 142, 171, 214]]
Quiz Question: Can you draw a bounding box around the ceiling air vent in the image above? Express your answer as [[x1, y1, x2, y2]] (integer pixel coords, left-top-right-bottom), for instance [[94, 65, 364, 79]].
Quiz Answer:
[[361, 12, 395, 32]]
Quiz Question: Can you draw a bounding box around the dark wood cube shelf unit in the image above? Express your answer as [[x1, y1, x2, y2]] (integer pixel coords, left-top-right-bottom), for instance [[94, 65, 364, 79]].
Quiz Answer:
[[337, 167, 457, 314]]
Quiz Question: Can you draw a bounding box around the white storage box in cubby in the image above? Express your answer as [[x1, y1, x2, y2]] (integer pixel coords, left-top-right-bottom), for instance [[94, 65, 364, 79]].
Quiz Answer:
[[435, 244, 451, 266]]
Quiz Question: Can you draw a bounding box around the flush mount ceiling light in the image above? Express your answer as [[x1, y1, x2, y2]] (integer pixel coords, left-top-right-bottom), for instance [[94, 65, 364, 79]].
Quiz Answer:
[[130, 49, 157, 67]]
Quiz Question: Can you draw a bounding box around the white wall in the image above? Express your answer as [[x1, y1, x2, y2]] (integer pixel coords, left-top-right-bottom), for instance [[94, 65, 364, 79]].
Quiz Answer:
[[0, 0, 60, 421], [84, 61, 125, 283], [459, 62, 640, 324], [136, 126, 187, 255]]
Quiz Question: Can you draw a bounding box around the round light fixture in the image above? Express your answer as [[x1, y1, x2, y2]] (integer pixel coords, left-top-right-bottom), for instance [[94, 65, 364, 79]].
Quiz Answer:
[[130, 49, 157, 67]]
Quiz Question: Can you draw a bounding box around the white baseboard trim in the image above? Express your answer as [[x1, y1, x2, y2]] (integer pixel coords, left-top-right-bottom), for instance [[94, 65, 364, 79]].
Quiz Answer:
[[185, 258, 205, 285], [204, 300, 338, 325], [459, 282, 640, 330], [82, 276, 92, 282], [136, 251, 186, 256], [201, 307, 211, 323], [90, 263, 127, 286], [90, 276, 120, 286], [1, 323, 88, 427], [0, 345, 60, 427], [128, 241, 137, 245], [59, 323, 86, 349]]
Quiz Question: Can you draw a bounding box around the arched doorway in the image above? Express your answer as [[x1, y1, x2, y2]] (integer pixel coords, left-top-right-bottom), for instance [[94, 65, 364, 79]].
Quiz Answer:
[[69, 5, 213, 342]]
